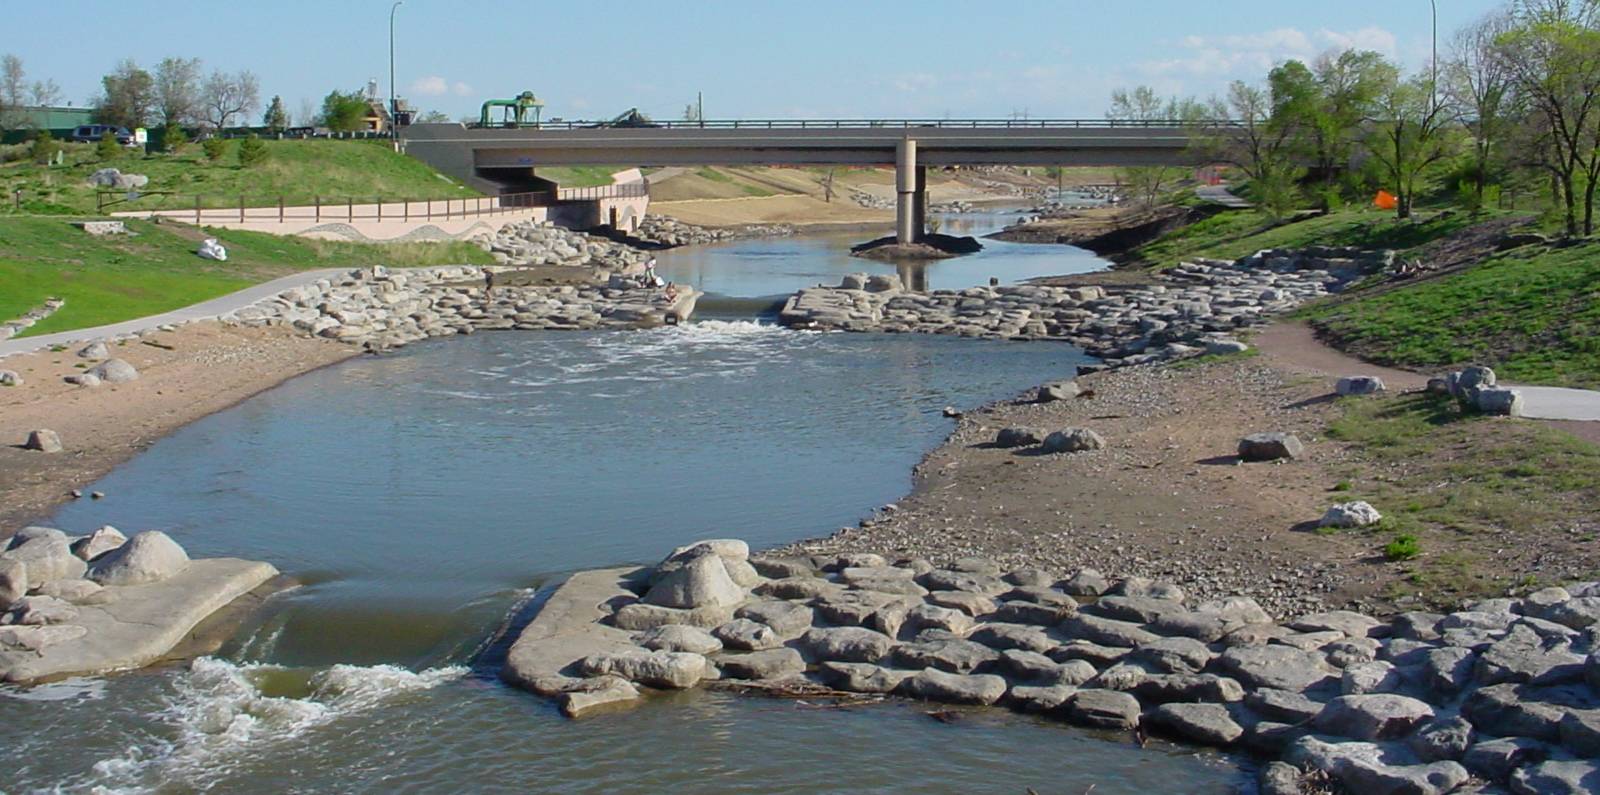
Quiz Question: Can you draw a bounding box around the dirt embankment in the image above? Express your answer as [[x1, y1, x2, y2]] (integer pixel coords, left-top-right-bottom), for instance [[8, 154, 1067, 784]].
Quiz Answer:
[[0, 324, 356, 534], [990, 205, 1219, 264]]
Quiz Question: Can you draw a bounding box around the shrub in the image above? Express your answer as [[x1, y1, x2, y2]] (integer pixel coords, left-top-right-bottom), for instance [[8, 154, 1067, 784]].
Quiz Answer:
[[162, 122, 186, 154], [201, 136, 229, 162], [29, 130, 59, 164], [96, 133, 122, 160], [1384, 533, 1422, 561], [237, 134, 268, 168]]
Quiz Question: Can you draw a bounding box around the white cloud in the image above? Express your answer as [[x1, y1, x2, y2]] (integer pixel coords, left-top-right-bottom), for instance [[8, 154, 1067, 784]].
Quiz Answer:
[[890, 72, 938, 93], [451, 81, 473, 97], [1317, 26, 1398, 57], [1138, 25, 1399, 81], [411, 76, 449, 96]]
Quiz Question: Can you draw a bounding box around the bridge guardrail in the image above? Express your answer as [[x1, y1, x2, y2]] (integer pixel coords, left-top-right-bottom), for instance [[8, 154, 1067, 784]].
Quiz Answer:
[[463, 118, 1245, 131]]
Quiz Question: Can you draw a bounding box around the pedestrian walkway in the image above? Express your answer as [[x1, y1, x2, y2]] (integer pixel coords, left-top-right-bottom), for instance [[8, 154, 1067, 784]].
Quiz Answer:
[[1195, 184, 1253, 209], [0, 268, 351, 358], [1254, 321, 1600, 433]]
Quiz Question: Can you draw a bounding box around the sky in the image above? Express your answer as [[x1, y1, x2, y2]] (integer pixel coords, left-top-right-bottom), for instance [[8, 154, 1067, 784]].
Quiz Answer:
[[8, 0, 1506, 124]]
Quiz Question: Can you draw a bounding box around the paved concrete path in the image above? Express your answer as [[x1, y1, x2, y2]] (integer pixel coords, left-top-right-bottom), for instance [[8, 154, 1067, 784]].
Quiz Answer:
[[1255, 321, 1600, 432], [1195, 184, 1253, 209], [0, 268, 353, 359]]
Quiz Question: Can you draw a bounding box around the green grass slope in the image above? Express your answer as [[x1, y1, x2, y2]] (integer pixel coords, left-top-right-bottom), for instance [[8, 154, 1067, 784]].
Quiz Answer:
[[2, 139, 479, 215], [1303, 241, 1600, 388], [0, 217, 491, 336], [1131, 209, 1487, 270]]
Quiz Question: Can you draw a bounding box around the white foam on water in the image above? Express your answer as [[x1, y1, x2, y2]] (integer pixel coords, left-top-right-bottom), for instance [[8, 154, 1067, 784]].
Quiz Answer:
[[73, 658, 465, 794], [0, 677, 108, 703]]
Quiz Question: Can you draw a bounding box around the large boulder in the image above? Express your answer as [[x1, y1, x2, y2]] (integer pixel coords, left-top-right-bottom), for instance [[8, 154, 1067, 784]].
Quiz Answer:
[[1036, 381, 1080, 402], [994, 427, 1044, 448], [1238, 432, 1304, 462], [71, 526, 128, 562], [735, 600, 814, 637], [1041, 428, 1105, 454], [716, 648, 805, 681], [642, 553, 745, 610], [816, 662, 912, 694], [1289, 737, 1470, 795], [23, 429, 62, 453], [1476, 387, 1524, 417], [87, 530, 191, 586], [712, 618, 782, 651], [801, 626, 894, 663], [1315, 694, 1436, 740], [1336, 376, 1386, 396], [1218, 645, 1337, 692], [579, 650, 708, 689], [1145, 702, 1244, 746], [637, 624, 723, 655], [1509, 759, 1600, 794], [89, 358, 139, 384], [3, 528, 87, 588], [898, 669, 1008, 705], [1063, 688, 1143, 731], [1321, 501, 1383, 529], [0, 558, 26, 610], [77, 340, 109, 359]]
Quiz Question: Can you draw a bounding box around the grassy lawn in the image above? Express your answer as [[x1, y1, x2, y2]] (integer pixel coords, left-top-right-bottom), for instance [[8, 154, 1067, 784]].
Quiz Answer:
[[2, 139, 478, 215], [1130, 208, 1492, 270], [1302, 241, 1600, 388], [0, 216, 491, 336], [1324, 393, 1600, 603]]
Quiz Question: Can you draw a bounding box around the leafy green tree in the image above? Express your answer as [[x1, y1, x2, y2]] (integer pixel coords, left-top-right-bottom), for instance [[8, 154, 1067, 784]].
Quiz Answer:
[[262, 95, 288, 132], [237, 134, 268, 167], [1497, 0, 1600, 234], [161, 121, 186, 153], [201, 136, 229, 162], [29, 129, 58, 164], [1445, 10, 1518, 211], [96, 132, 122, 160], [320, 89, 369, 132], [1269, 50, 1391, 209], [1362, 68, 1454, 219], [94, 59, 155, 129]]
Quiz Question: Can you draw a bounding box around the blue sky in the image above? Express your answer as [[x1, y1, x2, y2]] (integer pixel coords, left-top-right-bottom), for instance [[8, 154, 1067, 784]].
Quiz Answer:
[[10, 0, 1504, 123]]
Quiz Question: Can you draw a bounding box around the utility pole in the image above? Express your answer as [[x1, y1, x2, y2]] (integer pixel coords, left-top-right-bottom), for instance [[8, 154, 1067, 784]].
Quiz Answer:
[[1430, 0, 1438, 111], [390, 1, 403, 136], [697, 91, 704, 128]]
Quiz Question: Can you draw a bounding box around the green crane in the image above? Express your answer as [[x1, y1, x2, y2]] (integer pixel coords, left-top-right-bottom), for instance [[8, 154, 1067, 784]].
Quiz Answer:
[[479, 91, 545, 128]]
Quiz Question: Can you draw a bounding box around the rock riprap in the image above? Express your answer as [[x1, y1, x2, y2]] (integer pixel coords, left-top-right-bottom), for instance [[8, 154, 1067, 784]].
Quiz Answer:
[[778, 247, 1384, 368], [218, 265, 702, 351], [633, 214, 795, 247], [503, 538, 1600, 794], [0, 526, 277, 683]]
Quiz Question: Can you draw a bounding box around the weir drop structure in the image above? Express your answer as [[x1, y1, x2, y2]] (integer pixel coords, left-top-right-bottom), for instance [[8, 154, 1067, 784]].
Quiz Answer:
[[400, 119, 1215, 243]]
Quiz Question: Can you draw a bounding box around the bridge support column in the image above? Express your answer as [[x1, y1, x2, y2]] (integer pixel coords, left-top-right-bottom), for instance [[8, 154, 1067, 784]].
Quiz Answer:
[[895, 138, 924, 245]]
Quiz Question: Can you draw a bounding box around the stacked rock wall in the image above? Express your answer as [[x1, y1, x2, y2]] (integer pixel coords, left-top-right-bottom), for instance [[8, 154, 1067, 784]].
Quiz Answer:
[[780, 248, 1393, 368], [633, 215, 795, 247], [516, 540, 1600, 794], [220, 266, 699, 350]]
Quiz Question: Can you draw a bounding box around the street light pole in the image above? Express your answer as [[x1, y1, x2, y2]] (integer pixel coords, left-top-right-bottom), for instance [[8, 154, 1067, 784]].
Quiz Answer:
[[390, 1, 403, 134], [1430, 0, 1439, 110]]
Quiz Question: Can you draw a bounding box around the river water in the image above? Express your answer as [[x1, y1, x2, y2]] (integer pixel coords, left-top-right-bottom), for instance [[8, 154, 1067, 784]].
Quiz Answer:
[[1, 211, 1247, 793]]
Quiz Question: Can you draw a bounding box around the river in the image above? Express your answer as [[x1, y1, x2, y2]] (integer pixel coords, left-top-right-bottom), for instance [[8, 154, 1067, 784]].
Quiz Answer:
[[1, 210, 1248, 793]]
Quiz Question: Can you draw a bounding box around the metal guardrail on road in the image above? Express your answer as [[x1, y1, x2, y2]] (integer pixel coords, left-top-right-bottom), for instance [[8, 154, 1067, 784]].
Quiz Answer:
[[467, 118, 1244, 131]]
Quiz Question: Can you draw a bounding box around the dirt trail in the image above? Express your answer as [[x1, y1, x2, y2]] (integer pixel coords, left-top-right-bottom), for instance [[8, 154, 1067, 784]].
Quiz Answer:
[[0, 323, 355, 535]]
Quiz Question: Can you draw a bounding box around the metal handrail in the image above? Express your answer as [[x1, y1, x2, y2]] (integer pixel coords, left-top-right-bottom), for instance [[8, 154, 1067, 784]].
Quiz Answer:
[[93, 187, 644, 221], [464, 118, 1244, 131]]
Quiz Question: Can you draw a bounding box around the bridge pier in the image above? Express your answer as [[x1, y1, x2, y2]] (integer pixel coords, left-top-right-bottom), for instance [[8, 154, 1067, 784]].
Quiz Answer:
[[895, 139, 926, 245]]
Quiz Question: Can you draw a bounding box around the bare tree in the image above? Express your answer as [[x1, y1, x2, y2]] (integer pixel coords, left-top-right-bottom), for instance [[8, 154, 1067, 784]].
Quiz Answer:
[[28, 79, 61, 106], [1446, 10, 1518, 209], [0, 54, 24, 128], [200, 69, 260, 130], [297, 97, 318, 128], [155, 57, 203, 125], [820, 168, 836, 203], [1198, 80, 1302, 217], [1106, 86, 1198, 208]]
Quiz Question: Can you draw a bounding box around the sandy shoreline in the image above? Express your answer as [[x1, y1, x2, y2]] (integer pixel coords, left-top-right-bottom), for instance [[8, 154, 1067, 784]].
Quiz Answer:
[[0, 323, 356, 535]]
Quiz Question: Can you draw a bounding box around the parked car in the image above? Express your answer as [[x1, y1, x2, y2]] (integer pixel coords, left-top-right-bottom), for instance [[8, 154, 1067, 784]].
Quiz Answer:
[[69, 125, 138, 147]]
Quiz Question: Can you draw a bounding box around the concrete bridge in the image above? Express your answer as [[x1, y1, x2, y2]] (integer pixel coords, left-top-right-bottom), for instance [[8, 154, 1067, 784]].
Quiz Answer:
[[401, 120, 1226, 243]]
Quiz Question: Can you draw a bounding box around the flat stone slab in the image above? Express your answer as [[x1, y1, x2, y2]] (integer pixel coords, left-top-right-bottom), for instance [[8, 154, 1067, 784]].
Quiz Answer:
[[0, 558, 277, 683], [501, 567, 647, 694]]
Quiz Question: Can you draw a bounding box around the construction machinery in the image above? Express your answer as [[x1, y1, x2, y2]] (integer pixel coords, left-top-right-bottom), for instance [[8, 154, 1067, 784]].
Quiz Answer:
[[479, 91, 545, 128]]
